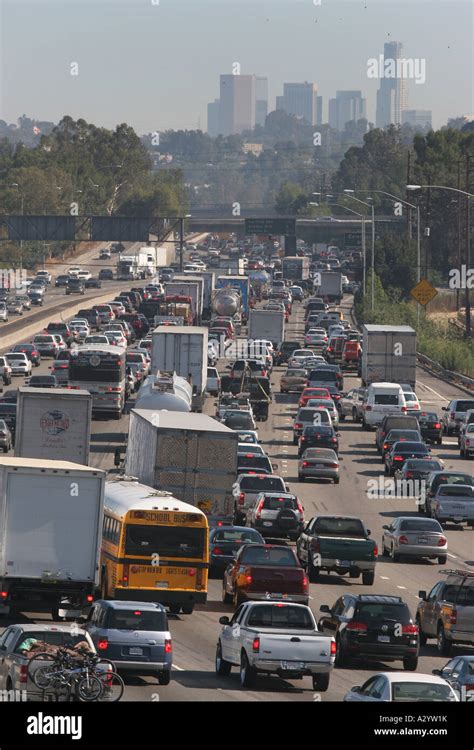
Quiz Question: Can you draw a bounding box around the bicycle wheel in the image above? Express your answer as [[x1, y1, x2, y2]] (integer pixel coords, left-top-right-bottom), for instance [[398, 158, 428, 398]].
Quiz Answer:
[[96, 671, 125, 703], [27, 653, 57, 683], [33, 664, 60, 690], [77, 674, 103, 702]]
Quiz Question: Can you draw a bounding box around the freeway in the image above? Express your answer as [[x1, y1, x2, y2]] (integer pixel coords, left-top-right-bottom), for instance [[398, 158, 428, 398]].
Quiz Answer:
[[3, 284, 472, 702]]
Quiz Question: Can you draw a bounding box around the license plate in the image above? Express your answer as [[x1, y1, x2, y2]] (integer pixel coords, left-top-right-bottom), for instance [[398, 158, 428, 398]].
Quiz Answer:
[[263, 522, 273, 527], [378, 635, 390, 643], [129, 647, 143, 656], [315, 464, 326, 468], [281, 661, 305, 670], [417, 538, 429, 544], [340, 560, 351, 567], [454, 516, 464, 521], [155, 582, 169, 588]]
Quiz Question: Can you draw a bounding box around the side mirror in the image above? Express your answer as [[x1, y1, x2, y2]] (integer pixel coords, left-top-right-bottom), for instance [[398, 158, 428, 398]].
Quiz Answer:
[[219, 616, 230, 625], [271, 463, 278, 471], [382, 525, 389, 530], [350, 685, 361, 693], [418, 590, 427, 601], [336, 432, 341, 437], [367, 529, 371, 536], [285, 485, 290, 492], [319, 604, 331, 614], [432, 669, 442, 676]]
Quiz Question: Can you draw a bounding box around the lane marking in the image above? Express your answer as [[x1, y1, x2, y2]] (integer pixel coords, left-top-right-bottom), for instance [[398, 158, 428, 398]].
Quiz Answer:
[[173, 665, 185, 671], [397, 585, 407, 590], [379, 576, 390, 580], [417, 379, 449, 400], [447, 553, 458, 559]]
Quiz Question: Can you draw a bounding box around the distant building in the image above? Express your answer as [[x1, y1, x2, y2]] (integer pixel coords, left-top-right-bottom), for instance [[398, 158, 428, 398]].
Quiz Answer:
[[278, 82, 319, 125], [255, 77, 268, 127], [275, 95, 285, 111], [402, 109, 432, 129], [242, 143, 263, 156], [207, 99, 220, 137], [219, 74, 256, 135], [316, 96, 323, 125], [328, 91, 367, 130], [375, 41, 408, 127]]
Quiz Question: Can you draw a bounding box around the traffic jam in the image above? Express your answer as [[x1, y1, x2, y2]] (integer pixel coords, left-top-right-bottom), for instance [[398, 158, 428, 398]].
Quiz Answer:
[[0, 234, 472, 708]]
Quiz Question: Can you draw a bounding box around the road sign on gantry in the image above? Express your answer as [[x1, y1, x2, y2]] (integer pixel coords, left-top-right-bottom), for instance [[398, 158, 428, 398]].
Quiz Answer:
[[245, 218, 296, 236], [410, 279, 438, 306]]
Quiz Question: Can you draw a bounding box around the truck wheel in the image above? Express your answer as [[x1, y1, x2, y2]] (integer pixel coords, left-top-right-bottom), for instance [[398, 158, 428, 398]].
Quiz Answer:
[[169, 604, 181, 615], [181, 604, 194, 615], [362, 572, 375, 586], [222, 583, 233, 605], [403, 656, 418, 671], [215, 643, 232, 676], [437, 624, 452, 656], [416, 616, 427, 646], [158, 670, 171, 685], [352, 409, 358, 422], [312, 673, 330, 692], [307, 556, 320, 583], [240, 651, 256, 688], [438, 555, 447, 565], [234, 589, 245, 608]]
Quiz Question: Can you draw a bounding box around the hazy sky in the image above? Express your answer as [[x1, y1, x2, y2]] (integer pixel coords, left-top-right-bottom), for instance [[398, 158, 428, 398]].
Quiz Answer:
[[1, 0, 472, 133]]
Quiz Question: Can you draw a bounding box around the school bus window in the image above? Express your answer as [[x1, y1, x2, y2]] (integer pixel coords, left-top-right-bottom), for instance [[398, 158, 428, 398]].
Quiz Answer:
[[125, 524, 205, 558]]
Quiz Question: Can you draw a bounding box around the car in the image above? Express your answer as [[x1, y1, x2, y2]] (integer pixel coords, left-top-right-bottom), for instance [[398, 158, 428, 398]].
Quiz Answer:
[[236, 430, 259, 445], [6, 298, 23, 315], [82, 600, 172, 684], [103, 330, 127, 348], [280, 368, 308, 393], [305, 398, 339, 427], [442, 399, 474, 435], [381, 516, 447, 564], [0, 403, 17, 442], [98, 268, 114, 280], [341, 340, 362, 371], [0, 356, 12, 385], [306, 368, 340, 398], [27, 290, 44, 306], [32, 334, 59, 358], [66, 278, 85, 295], [55, 274, 70, 287], [416, 411, 443, 445], [35, 270, 51, 284], [344, 672, 458, 702], [50, 349, 71, 384], [223, 411, 257, 432], [69, 322, 89, 342], [305, 332, 328, 348], [84, 277, 102, 288], [237, 443, 265, 457], [431, 484, 474, 526], [385, 441, 431, 476], [298, 421, 339, 456], [325, 336, 346, 364], [11, 343, 41, 366], [417, 569, 474, 654], [45, 322, 72, 346], [338, 387, 366, 422], [288, 349, 315, 368], [77, 270, 91, 281], [318, 594, 419, 670], [422, 471, 474, 517], [93, 304, 115, 324], [298, 447, 339, 483], [274, 340, 302, 365], [246, 492, 305, 540], [299, 386, 331, 407], [380, 428, 424, 460], [77, 309, 101, 330], [114, 296, 133, 313], [363, 382, 407, 429], [375, 414, 421, 453], [293, 406, 333, 444], [394, 459, 446, 503], [433, 656, 474, 701], [460, 424, 474, 458], [458, 408, 474, 440], [26, 374, 58, 389], [16, 294, 31, 310], [0, 302, 9, 322], [5, 351, 32, 376], [288, 285, 304, 301], [222, 544, 309, 607], [403, 390, 421, 414], [99, 248, 112, 259], [232, 473, 289, 524], [0, 419, 13, 452], [209, 526, 264, 574]]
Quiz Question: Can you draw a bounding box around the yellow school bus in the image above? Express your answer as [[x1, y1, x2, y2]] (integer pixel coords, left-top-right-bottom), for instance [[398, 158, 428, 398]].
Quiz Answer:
[[100, 479, 209, 614]]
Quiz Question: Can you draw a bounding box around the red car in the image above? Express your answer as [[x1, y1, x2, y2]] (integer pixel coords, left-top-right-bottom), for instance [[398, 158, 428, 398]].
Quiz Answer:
[[299, 387, 331, 407], [222, 544, 309, 607]]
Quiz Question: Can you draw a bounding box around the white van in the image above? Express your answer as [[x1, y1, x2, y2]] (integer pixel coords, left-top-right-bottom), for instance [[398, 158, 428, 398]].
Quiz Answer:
[[363, 382, 407, 428]]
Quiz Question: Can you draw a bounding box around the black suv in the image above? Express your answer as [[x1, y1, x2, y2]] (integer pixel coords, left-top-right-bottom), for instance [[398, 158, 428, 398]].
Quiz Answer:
[[275, 340, 302, 365], [318, 594, 419, 670], [66, 278, 85, 295]]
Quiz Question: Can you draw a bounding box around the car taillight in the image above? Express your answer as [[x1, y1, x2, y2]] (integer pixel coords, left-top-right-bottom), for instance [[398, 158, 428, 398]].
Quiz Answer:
[[449, 609, 457, 625], [438, 537, 447, 546], [98, 638, 108, 650], [331, 437, 337, 442], [245, 574, 253, 585], [346, 621, 368, 632], [255, 498, 265, 520], [383, 443, 389, 451], [121, 564, 129, 586], [252, 637, 260, 653], [302, 461, 308, 467], [405, 471, 413, 479], [164, 639, 172, 653], [399, 535, 409, 544], [213, 547, 223, 556], [394, 455, 404, 461], [302, 574, 309, 590], [1, 591, 7, 599], [365, 405, 371, 411], [86, 595, 94, 603], [296, 499, 304, 514], [402, 624, 418, 635], [188, 569, 196, 577], [294, 423, 302, 429], [330, 640, 337, 656], [20, 665, 28, 684], [401, 406, 407, 413], [373, 544, 378, 557]]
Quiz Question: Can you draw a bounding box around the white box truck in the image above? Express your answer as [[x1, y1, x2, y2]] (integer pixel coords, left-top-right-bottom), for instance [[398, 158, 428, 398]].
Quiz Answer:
[[165, 280, 202, 323], [313, 271, 343, 303], [0, 457, 105, 619], [248, 309, 285, 346], [172, 276, 205, 321], [15, 387, 92, 465], [151, 326, 208, 409], [361, 324, 417, 388], [124, 410, 239, 524], [153, 245, 176, 267]]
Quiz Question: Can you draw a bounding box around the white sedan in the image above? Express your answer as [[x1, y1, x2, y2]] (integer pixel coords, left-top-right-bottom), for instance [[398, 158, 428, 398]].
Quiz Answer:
[[344, 672, 458, 702], [5, 352, 32, 376], [288, 349, 316, 367]]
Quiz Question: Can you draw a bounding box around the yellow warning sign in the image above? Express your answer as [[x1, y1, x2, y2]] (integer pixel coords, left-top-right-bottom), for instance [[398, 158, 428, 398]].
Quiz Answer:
[[410, 279, 438, 306]]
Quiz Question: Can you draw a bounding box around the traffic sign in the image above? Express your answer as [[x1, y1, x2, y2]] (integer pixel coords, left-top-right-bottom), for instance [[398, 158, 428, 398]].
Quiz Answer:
[[245, 218, 296, 236], [410, 278, 438, 306]]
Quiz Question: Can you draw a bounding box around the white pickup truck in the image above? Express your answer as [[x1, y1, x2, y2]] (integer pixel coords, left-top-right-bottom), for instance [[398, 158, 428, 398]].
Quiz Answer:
[[215, 600, 335, 689]]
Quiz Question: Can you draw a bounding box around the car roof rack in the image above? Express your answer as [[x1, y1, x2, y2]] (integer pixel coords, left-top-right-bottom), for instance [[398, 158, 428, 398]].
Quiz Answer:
[[440, 569, 474, 578]]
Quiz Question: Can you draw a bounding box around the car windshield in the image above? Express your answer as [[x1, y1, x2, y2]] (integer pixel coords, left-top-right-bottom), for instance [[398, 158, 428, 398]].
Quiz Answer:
[[313, 517, 365, 535], [398, 519, 442, 532], [7, 354, 25, 360], [286, 370, 306, 377], [14, 631, 88, 653], [213, 529, 261, 543], [237, 456, 271, 470], [304, 425, 333, 435], [393, 442, 428, 453], [239, 476, 285, 491], [107, 609, 167, 631], [438, 485, 474, 498], [386, 430, 421, 441], [356, 603, 409, 621], [404, 460, 442, 472], [391, 682, 455, 702], [374, 394, 400, 405], [309, 370, 337, 382], [240, 546, 297, 567], [418, 412, 439, 422], [247, 605, 314, 629], [262, 496, 297, 510]]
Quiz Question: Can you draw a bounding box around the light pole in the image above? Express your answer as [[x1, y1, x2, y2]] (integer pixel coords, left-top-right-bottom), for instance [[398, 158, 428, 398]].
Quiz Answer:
[[408, 184, 473, 337], [343, 191, 375, 310], [326, 200, 367, 297]]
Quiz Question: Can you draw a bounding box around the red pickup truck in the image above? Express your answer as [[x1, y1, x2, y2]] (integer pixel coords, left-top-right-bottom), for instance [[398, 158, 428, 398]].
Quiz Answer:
[[222, 544, 309, 608]]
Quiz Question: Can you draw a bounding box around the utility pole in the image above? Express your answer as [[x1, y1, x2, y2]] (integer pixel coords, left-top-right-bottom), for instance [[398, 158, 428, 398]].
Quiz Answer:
[[179, 217, 185, 272], [457, 161, 462, 311], [466, 154, 472, 338], [406, 152, 412, 240]]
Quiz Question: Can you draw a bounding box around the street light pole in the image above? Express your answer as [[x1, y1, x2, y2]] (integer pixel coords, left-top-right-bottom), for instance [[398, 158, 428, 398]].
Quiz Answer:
[[179, 217, 184, 272], [343, 191, 375, 308], [326, 199, 366, 298]]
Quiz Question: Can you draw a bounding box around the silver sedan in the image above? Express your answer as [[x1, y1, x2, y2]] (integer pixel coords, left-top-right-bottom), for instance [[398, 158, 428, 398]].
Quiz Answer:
[[382, 516, 447, 563], [298, 448, 339, 483]]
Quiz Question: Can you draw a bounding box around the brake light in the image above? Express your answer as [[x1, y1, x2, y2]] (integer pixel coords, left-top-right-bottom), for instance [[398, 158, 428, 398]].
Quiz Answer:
[[164, 639, 172, 653], [405, 471, 413, 479], [433, 422, 441, 429], [346, 621, 368, 632], [394, 455, 404, 461], [402, 624, 419, 635], [245, 574, 253, 585], [302, 574, 309, 590], [438, 537, 447, 546], [399, 535, 409, 544], [20, 665, 28, 684], [383, 443, 389, 451], [86, 595, 93, 603], [252, 637, 260, 653], [98, 638, 108, 650], [373, 544, 378, 557], [331, 437, 337, 442], [401, 407, 407, 412], [365, 405, 372, 411], [1, 591, 7, 599], [255, 498, 265, 520], [294, 423, 302, 429], [450, 610, 457, 625], [302, 461, 308, 467], [296, 499, 304, 514], [330, 640, 337, 656], [213, 547, 222, 556]]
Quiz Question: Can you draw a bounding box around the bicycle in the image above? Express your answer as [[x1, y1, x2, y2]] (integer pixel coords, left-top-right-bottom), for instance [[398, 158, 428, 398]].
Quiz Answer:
[[30, 649, 124, 702]]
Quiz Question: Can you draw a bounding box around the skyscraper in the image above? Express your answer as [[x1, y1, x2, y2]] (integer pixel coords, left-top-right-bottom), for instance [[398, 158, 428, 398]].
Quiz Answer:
[[375, 42, 408, 127], [328, 91, 367, 130], [255, 76, 268, 127], [316, 96, 323, 125], [280, 82, 318, 125], [207, 99, 220, 137], [219, 74, 256, 135], [402, 110, 432, 129]]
